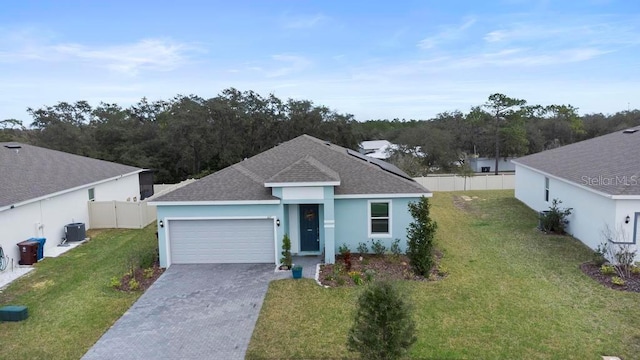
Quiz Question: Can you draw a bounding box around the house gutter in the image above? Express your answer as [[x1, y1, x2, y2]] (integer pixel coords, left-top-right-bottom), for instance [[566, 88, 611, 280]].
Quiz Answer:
[[0, 169, 145, 213]]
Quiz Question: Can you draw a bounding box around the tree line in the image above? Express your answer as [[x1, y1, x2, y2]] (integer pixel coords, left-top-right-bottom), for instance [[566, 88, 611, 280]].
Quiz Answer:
[[1, 89, 638, 182]]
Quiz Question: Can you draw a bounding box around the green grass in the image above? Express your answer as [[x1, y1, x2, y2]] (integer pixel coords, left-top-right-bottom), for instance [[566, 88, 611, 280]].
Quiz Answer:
[[0, 226, 157, 360], [247, 191, 640, 359]]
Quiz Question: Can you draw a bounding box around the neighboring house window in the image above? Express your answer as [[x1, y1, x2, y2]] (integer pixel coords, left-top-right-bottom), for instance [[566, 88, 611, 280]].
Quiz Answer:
[[88, 188, 95, 201], [369, 200, 391, 237], [544, 177, 549, 202]]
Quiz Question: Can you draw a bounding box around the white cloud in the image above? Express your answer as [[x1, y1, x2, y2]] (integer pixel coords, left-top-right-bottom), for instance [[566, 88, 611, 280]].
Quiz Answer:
[[265, 54, 312, 78], [417, 17, 476, 50]]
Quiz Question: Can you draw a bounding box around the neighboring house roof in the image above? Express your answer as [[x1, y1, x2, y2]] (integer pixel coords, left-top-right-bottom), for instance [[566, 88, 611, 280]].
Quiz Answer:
[[512, 127, 640, 196], [155, 134, 429, 202], [0, 142, 143, 208]]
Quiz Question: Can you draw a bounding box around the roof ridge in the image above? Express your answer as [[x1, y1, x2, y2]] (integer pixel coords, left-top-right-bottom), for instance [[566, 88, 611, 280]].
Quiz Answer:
[[303, 155, 341, 180], [232, 163, 264, 184]]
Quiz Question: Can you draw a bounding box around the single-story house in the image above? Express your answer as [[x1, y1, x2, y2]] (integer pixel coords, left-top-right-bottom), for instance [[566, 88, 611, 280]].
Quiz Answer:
[[468, 156, 516, 173], [0, 143, 146, 262], [151, 134, 432, 267], [512, 127, 640, 261]]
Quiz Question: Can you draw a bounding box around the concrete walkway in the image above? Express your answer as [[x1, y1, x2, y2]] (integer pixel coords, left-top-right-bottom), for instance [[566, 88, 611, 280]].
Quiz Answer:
[[83, 264, 287, 360]]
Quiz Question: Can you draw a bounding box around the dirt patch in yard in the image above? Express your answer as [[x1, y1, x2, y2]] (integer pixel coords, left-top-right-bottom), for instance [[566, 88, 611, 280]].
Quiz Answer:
[[319, 252, 445, 287], [580, 262, 640, 292]]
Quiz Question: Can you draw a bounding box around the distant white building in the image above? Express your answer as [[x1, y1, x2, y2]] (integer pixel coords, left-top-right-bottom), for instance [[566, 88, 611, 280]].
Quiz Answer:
[[468, 156, 517, 173], [359, 140, 394, 159]]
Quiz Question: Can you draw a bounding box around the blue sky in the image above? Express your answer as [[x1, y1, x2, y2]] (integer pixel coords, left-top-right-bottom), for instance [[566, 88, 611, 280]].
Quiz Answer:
[[1, 0, 639, 123]]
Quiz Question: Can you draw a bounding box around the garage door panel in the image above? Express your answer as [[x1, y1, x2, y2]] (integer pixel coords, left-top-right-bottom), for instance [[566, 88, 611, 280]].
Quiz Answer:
[[169, 219, 275, 264]]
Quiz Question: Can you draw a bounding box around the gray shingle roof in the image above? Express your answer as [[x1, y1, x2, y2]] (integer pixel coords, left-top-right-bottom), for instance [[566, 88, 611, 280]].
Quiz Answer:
[[513, 127, 640, 196], [0, 143, 142, 207], [155, 134, 430, 202], [266, 156, 340, 184]]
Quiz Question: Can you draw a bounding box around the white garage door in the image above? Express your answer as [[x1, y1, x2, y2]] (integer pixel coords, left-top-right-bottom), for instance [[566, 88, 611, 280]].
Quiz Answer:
[[168, 219, 275, 264]]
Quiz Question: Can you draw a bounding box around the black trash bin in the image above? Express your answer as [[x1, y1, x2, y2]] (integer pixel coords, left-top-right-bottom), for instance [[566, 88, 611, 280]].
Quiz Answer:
[[17, 240, 39, 265]]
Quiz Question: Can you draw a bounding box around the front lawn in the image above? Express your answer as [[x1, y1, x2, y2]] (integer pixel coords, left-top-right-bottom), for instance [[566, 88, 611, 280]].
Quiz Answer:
[[0, 226, 157, 360], [247, 191, 640, 359]]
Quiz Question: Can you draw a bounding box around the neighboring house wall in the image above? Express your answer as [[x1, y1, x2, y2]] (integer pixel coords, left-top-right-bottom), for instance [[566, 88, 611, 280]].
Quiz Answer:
[[515, 164, 620, 253], [0, 173, 141, 263], [334, 198, 416, 253]]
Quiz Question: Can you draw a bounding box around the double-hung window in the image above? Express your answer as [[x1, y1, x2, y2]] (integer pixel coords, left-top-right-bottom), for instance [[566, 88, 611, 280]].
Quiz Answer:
[[369, 200, 391, 237]]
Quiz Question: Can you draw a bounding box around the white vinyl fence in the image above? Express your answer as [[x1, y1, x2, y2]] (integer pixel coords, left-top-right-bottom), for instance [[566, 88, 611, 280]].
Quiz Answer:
[[88, 179, 196, 229], [89, 200, 157, 229], [414, 174, 515, 192]]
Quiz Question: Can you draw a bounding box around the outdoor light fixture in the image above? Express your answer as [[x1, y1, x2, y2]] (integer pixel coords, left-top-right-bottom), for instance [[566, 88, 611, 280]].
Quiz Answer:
[[625, 215, 631, 224], [276, 219, 281, 227], [159, 220, 164, 228]]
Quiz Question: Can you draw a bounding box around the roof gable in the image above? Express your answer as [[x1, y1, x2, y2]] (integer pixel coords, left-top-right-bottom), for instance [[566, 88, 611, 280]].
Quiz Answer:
[[513, 127, 640, 196], [155, 135, 429, 202], [0, 143, 142, 207]]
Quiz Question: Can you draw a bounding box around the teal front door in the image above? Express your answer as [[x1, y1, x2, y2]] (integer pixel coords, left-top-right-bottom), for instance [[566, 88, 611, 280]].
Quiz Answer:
[[299, 204, 320, 252]]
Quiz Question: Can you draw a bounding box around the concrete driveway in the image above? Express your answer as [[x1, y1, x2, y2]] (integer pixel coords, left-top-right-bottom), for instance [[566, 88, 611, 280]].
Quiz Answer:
[[83, 264, 285, 360]]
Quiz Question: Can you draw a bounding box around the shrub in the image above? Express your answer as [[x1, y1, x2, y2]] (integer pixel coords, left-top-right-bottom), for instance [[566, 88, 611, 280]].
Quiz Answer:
[[611, 276, 625, 286], [143, 267, 155, 279], [539, 199, 572, 234], [364, 269, 376, 282], [632, 266, 640, 275], [349, 271, 363, 285], [600, 265, 616, 275], [343, 250, 352, 272], [128, 278, 140, 291], [338, 243, 350, 256], [357, 242, 369, 254], [406, 197, 438, 276], [280, 234, 292, 269], [390, 238, 403, 256], [437, 264, 448, 277], [109, 276, 121, 289], [593, 243, 608, 266], [347, 281, 416, 360], [371, 239, 386, 256]]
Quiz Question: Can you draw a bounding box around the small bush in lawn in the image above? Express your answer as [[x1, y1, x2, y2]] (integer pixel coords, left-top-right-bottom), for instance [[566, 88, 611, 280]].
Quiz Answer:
[[128, 278, 140, 291], [406, 196, 438, 276], [357, 242, 369, 254], [600, 265, 616, 275], [371, 239, 386, 256], [539, 199, 572, 234], [347, 281, 416, 360], [632, 266, 640, 275], [143, 267, 155, 279], [109, 276, 121, 289], [611, 276, 625, 286], [390, 238, 403, 256]]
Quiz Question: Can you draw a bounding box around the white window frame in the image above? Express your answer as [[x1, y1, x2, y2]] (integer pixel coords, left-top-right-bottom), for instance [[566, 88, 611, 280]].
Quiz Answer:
[[88, 188, 95, 202], [544, 177, 549, 202], [368, 200, 392, 238]]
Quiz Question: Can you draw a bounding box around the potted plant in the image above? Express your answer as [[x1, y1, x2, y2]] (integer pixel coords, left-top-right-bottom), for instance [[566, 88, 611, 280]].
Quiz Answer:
[[280, 234, 292, 270], [292, 264, 303, 279]]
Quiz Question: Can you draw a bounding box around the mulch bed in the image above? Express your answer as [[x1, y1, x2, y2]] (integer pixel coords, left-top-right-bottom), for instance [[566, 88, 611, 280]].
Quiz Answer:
[[319, 252, 445, 287], [580, 262, 640, 292], [115, 262, 165, 292]]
